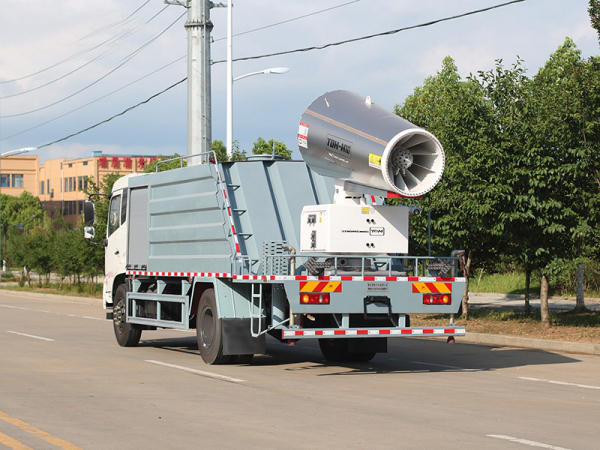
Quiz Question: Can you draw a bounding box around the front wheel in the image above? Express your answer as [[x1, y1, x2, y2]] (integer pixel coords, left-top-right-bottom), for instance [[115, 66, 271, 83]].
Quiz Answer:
[[196, 289, 230, 364], [113, 284, 142, 347]]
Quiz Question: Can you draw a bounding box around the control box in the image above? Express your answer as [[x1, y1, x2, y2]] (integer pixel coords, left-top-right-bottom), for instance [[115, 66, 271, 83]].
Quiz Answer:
[[300, 204, 409, 254]]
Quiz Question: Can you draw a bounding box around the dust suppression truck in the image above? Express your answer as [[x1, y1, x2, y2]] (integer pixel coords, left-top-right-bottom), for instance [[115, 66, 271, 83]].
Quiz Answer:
[[84, 90, 466, 364]]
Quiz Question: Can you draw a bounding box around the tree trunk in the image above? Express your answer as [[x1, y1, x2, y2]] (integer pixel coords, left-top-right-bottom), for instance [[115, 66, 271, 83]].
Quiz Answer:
[[540, 274, 550, 329], [524, 268, 531, 315], [572, 263, 590, 313], [461, 251, 472, 320]]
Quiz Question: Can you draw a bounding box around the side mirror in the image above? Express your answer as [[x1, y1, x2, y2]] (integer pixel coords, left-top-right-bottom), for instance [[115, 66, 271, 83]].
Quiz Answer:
[[84, 200, 95, 226], [84, 226, 95, 240]]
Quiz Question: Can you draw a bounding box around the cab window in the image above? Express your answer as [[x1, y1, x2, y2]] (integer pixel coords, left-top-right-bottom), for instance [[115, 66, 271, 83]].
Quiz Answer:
[[108, 194, 121, 237]]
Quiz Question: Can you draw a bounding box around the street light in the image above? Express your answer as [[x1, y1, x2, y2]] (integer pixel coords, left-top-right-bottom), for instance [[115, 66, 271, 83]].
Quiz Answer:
[[1, 147, 37, 157], [226, 67, 290, 158], [233, 67, 290, 82], [0, 147, 37, 276]]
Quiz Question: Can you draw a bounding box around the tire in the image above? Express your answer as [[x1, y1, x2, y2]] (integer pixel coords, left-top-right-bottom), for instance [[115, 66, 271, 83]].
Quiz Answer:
[[318, 339, 376, 363], [113, 284, 142, 347], [196, 289, 230, 365], [230, 354, 254, 365]]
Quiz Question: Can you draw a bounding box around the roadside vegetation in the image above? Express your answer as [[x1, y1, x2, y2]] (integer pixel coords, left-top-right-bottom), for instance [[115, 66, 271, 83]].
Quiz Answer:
[[469, 271, 600, 299], [395, 33, 600, 326], [413, 310, 600, 344], [0, 281, 103, 298]]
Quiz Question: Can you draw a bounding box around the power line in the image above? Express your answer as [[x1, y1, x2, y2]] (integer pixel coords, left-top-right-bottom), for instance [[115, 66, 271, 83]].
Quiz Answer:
[[212, 0, 363, 43], [213, 0, 526, 64], [0, 10, 186, 119], [36, 78, 186, 150], [0, 0, 155, 84], [0, 48, 117, 99], [1, 56, 186, 141], [77, 0, 152, 42], [29, 0, 526, 150], [0, 4, 173, 99], [3, 1, 358, 136]]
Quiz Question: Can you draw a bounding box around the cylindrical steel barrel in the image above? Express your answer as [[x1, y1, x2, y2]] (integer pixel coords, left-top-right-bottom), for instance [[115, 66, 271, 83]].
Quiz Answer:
[[298, 90, 445, 197]]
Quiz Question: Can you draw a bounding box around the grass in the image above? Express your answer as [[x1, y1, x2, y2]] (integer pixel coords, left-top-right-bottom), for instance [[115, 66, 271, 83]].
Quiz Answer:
[[0, 282, 103, 298], [0, 272, 16, 281], [469, 271, 541, 295], [469, 271, 600, 298], [412, 309, 600, 343]]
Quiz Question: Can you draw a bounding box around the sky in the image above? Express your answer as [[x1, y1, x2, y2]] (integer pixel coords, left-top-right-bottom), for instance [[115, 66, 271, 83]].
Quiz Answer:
[[0, 0, 597, 163]]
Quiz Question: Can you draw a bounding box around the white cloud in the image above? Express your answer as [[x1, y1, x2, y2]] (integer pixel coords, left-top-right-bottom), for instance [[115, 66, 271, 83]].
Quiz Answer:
[[0, 0, 597, 158]]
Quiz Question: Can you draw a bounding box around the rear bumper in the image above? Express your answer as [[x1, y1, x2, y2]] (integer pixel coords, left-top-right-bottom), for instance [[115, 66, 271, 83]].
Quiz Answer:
[[282, 326, 465, 339]]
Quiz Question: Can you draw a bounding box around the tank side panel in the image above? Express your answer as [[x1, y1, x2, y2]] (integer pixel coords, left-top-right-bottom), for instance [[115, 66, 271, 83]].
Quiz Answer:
[[263, 162, 333, 258], [140, 165, 232, 273], [225, 162, 284, 270], [226, 161, 333, 273]]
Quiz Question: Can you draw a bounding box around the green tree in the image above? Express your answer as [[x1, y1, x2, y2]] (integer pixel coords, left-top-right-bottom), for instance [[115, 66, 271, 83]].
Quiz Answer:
[[590, 0, 600, 45], [211, 140, 247, 162], [516, 39, 600, 324], [143, 154, 186, 173], [395, 57, 509, 318], [25, 222, 56, 286], [1, 191, 46, 267], [82, 172, 123, 274], [473, 58, 536, 313], [252, 137, 292, 160]]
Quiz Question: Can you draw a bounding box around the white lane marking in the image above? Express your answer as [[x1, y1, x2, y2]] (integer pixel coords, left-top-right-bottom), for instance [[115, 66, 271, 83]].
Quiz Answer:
[[7, 331, 54, 342], [487, 434, 571, 450], [0, 304, 103, 321], [145, 360, 246, 383], [410, 361, 478, 372], [519, 377, 600, 391]]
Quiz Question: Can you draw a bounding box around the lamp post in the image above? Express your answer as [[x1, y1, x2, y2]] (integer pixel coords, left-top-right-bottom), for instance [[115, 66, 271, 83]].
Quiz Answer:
[[0, 147, 37, 277], [226, 67, 290, 158]]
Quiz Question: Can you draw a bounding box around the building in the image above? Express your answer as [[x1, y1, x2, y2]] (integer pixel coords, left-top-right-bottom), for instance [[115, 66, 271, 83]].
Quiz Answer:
[[0, 152, 158, 225]]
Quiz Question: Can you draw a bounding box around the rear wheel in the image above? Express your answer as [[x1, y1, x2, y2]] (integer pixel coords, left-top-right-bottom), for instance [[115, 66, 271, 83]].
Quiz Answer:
[[113, 284, 142, 347], [230, 354, 254, 364], [196, 289, 230, 364], [318, 339, 376, 363]]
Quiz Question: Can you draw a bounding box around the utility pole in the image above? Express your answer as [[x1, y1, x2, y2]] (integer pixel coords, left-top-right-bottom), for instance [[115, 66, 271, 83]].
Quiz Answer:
[[166, 0, 218, 165]]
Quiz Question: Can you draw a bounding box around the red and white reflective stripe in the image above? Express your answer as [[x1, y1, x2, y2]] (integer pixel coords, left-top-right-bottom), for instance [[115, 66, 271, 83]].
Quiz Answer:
[[126, 271, 465, 283], [232, 275, 465, 282], [127, 271, 232, 278], [282, 327, 465, 339], [213, 164, 242, 256]]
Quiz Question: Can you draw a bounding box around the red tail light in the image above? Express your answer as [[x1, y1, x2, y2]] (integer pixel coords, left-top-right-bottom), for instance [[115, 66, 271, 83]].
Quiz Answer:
[[300, 293, 330, 305], [423, 294, 451, 305]]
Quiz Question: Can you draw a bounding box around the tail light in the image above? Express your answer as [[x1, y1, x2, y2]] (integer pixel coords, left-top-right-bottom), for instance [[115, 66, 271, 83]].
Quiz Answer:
[[423, 294, 451, 305], [300, 293, 330, 305]]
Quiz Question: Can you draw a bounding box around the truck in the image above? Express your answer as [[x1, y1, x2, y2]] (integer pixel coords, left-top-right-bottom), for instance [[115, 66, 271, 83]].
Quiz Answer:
[[84, 90, 466, 364]]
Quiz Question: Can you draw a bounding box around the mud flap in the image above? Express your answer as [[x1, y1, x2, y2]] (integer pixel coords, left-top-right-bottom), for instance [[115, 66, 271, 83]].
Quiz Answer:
[[222, 318, 266, 355]]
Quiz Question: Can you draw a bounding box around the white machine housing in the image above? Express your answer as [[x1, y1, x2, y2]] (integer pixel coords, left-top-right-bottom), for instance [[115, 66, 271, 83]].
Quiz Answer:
[[300, 203, 409, 254]]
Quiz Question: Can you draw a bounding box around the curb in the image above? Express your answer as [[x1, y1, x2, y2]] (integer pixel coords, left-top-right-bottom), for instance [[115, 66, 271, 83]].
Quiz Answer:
[[461, 332, 600, 356], [0, 289, 103, 306]]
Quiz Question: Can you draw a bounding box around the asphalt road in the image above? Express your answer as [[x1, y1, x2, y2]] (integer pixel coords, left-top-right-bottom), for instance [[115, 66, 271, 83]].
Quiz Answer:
[[1, 291, 599, 450]]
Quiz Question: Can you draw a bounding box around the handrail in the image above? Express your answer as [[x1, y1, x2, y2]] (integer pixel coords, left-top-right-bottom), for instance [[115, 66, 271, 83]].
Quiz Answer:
[[258, 253, 463, 278], [155, 150, 218, 172]]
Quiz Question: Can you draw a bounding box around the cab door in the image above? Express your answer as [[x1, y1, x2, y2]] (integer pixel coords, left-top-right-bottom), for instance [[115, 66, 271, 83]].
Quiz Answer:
[[104, 189, 127, 306]]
